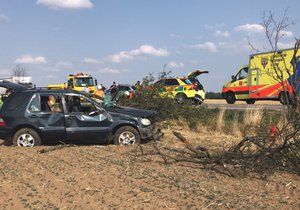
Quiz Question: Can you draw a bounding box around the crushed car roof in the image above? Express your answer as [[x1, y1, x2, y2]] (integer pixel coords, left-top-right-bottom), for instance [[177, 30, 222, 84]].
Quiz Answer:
[[0, 81, 27, 91], [0, 81, 84, 95]]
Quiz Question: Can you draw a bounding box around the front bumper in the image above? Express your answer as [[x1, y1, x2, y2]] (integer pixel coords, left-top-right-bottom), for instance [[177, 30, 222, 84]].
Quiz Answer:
[[138, 124, 164, 141], [196, 90, 205, 100]]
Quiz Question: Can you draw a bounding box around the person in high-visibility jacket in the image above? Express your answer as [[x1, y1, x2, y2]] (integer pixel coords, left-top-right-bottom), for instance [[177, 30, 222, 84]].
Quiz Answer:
[[94, 85, 105, 99]]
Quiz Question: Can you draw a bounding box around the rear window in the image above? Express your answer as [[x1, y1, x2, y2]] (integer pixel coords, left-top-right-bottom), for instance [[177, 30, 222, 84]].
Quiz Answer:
[[164, 79, 180, 86], [180, 78, 203, 90], [1, 93, 27, 111], [180, 78, 192, 85], [118, 86, 130, 91]]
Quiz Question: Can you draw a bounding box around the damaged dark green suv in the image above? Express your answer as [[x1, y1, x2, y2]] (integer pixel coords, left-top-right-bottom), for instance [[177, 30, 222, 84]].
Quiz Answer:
[[0, 82, 163, 147]]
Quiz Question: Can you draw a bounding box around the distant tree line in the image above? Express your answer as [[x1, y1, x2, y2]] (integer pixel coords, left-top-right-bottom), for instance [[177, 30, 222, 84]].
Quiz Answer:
[[205, 92, 223, 99]]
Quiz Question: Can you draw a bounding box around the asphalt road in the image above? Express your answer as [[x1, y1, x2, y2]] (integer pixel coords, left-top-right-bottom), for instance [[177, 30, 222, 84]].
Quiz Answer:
[[203, 99, 286, 111]]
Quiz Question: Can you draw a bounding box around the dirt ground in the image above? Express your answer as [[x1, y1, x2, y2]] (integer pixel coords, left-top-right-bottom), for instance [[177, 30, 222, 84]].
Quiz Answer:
[[0, 129, 299, 209]]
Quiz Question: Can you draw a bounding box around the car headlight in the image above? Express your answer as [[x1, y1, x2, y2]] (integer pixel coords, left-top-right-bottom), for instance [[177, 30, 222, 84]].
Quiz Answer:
[[141, 118, 151, 126]]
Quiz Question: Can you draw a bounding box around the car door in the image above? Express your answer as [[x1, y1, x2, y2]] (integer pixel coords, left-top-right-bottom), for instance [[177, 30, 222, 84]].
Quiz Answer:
[[62, 93, 113, 143], [164, 79, 180, 96], [26, 93, 66, 144], [231, 67, 250, 100]]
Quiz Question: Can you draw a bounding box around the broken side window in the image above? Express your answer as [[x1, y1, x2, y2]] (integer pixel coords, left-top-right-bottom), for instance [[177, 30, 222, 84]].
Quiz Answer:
[[28, 94, 41, 112], [64, 95, 97, 114]]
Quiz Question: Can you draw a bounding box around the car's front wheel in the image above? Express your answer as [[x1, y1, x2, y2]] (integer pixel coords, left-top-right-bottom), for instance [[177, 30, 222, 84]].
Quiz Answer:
[[175, 93, 187, 103], [114, 126, 141, 146], [12, 128, 42, 147], [225, 92, 236, 104]]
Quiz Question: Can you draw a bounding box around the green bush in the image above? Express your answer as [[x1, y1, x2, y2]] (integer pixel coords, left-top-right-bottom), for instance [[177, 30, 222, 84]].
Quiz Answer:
[[118, 73, 281, 132]]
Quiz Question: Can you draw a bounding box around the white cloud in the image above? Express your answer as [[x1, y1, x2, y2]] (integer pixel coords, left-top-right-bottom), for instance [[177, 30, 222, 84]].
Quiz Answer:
[[52, 27, 59, 31], [36, 0, 94, 10], [214, 30, 230, 38], [167, 61, 184, 68], [170, 33, 180, 38], [99, 67, 120, 74], [192, 42, 218, 53], [15, 55, 47, 64], [218, 41, 236, 49], [47, 74, 55, 79], [0, 13, 10, 22], [56, 61, 73, 67], [218, 40, 251, 52], [204, 23, 226, 30], [279, 30, 293, 38], [109, 44, 169, 63], [235, 23, 264, 33], [277, 42, 294, 49], [83, 58, 103, 64]]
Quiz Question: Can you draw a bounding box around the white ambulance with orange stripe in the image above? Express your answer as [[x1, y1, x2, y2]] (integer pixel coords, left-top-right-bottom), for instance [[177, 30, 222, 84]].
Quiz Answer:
[[222, 48, 300, 104]]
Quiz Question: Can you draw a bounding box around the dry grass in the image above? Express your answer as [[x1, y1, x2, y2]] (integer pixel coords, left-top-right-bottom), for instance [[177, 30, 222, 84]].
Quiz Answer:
[[209, 107, 265, 138], [243, 106, 264, 126], [216, 108, 225, 132], [277, 114, 288, 131], [232, 114, 243, 138]]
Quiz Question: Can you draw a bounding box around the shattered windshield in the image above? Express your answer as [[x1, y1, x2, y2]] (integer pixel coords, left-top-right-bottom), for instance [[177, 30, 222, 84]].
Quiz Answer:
[[75, 77, 94, 87]]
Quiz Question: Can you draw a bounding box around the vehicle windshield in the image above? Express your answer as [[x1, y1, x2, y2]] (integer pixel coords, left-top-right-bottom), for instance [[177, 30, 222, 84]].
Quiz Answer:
[[236, 68, 248, 80], [75, 77, 94, 87]]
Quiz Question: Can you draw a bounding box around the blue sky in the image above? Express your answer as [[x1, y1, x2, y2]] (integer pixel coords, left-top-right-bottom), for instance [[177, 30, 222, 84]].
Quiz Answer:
[[0, 0, 299, 91]]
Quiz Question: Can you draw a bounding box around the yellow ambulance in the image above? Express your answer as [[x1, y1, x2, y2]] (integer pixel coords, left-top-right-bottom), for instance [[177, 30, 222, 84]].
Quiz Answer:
[[222, 48, 300, 104]]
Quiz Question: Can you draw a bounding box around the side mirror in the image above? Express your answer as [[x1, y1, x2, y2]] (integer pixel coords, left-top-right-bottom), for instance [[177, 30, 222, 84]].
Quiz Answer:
[[231, 75, 235, 81], [95, 79, 98, 86]]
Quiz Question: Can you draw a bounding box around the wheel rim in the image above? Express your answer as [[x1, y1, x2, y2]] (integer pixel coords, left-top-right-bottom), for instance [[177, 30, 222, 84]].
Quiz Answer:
[[227, 94, 234, 103], [17, 133, 35, 147], [118, 131, 136, 145], [176, 94, 185, 103]]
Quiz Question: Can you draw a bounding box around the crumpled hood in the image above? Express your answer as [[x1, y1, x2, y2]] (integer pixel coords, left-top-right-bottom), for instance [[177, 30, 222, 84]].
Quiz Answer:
[[104, 105, 158, 119]]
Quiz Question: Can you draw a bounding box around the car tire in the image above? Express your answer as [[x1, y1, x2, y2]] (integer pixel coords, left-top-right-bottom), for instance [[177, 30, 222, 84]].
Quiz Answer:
[[225, 92, 236, 104], [12, 128, 42, 147], [279, 91, 290, 105], [246, 99, 256, 104], [175, 93, 187, 103], [193, 96, 203, 105], [114, 126, 141, 146]]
